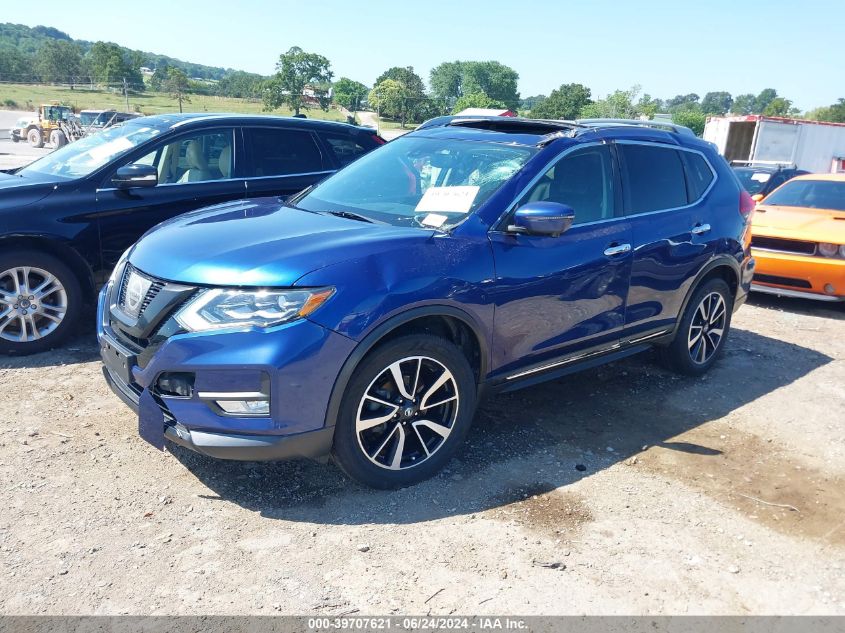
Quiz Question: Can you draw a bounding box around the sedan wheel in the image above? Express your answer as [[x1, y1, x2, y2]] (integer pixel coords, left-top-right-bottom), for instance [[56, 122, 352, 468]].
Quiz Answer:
[[0, 266, 68, 343]]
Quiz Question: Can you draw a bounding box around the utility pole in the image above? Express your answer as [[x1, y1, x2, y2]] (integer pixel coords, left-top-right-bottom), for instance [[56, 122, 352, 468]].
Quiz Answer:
[[376, 87, 381, 136], [123, 77, 129, 111]]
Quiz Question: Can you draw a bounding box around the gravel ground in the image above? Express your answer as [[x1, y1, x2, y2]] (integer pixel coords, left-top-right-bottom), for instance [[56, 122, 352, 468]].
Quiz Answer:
[[0, 294, 843, 616]]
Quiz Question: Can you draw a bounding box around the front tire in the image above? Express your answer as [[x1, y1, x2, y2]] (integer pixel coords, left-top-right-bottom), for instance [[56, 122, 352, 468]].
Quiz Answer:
[[27, 128, 43, 148], [0, 250, 83, 355], [659, 278, 733, 376], [332, 334, 477, 489], [50, 130, 67, 148]]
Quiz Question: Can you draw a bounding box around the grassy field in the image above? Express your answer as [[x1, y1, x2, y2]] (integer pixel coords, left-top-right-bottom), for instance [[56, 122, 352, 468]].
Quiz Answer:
[[0, 83, 347, 121]]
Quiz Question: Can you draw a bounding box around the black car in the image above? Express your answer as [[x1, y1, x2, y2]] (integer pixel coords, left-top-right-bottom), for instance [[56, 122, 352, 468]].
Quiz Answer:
[[0, 113, 384, 355], [732, 162, 809, 200]]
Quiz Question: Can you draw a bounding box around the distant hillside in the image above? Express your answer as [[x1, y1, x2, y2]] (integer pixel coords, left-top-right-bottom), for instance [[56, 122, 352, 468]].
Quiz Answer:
[[0, 22, 237, 80]]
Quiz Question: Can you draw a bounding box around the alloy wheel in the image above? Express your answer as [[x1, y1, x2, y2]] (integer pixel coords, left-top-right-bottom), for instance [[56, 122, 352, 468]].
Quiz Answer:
[[688, 291, 726, 364], [356, 355, 460, 470], [0, 266, 68, 343]]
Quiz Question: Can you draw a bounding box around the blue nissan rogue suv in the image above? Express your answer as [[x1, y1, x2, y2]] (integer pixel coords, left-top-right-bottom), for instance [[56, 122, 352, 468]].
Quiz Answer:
[[98, 117, 755, 488]]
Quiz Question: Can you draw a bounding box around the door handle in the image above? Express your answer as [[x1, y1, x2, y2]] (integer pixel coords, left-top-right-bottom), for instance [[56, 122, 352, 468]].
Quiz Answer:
[[691, 223, 711, 236], [603, 243, 632, 257]]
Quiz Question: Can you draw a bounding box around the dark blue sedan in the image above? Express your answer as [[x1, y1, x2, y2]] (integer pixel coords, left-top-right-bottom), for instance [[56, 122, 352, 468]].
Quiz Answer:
[[97, 117, 755, 488], [0, 113, 384, 354]]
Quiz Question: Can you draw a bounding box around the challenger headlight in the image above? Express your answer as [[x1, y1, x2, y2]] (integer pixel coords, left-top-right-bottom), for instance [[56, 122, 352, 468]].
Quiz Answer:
[[175, 287, 334, 332], [818, 243, 839, 258]]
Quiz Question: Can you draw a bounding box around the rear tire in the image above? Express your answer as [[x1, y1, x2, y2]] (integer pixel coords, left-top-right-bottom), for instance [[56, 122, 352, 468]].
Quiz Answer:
[[0, 250, 83, 356], [658, 278, 733, 376], [27, 128, 43, 148], [332, 334, 477, 489]]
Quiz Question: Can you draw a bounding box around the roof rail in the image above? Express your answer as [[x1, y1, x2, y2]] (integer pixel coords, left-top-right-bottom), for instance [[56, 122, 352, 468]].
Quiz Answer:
[[575, 118, 696, 137]]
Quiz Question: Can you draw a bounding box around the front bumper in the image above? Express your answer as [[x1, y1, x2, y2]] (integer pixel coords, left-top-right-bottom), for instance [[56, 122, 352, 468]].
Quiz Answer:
[[10, 129, 22, 141], [751, 248, 845, 301], [97, 283, 356, 461]]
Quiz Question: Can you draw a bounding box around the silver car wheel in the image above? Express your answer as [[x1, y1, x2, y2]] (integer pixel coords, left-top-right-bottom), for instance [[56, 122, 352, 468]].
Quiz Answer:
[[355, 355, 460, 471], [688, 291, 726, 365], [0, 266, 68, 343]]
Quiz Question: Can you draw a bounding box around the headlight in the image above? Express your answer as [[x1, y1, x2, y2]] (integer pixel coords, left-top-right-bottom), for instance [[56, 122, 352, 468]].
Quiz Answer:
[[108, 247, 133, 284], [175, 287, 334, 332], [818, 243, 839, 258], [840, 245, 845, 258]]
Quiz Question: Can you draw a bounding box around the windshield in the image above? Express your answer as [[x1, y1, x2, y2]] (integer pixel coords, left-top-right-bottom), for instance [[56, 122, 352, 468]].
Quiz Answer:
[[764, 179, 845, 212], [19, 123, 162, 180], [291, 136, 535, 229], [733, 168, 772, 195]]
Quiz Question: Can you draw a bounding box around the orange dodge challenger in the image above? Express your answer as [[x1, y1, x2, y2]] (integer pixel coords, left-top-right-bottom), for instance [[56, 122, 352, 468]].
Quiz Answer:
[[750, 174, 845, 301]]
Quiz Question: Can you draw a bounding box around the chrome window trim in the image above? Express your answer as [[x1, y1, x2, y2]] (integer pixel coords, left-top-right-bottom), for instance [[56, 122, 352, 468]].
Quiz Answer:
[[244, 169, 335, 183], [615, 139, 719, 216]]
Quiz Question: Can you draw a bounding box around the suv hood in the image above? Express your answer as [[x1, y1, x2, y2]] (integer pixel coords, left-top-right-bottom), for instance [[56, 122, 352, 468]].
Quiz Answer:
[[752, 204, 845, 242], [128, 198, 435, 287]]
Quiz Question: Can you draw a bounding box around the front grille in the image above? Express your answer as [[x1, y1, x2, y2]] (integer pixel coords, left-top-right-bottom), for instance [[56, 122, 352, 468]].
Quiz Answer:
[[754, 273, 812, 289], [118, 264, 166, 319], [751, 236, 817, 256]]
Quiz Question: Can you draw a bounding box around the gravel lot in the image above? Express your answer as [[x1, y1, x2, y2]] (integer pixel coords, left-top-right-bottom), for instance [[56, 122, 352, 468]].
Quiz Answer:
[[0, 133, 844, 616]]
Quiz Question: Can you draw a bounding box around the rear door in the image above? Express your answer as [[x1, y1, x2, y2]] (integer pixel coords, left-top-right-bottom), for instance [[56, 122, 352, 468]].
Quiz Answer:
[[620, 141, 718, 337], [242, 126, 335, 200], [96, 126, 244, 275]]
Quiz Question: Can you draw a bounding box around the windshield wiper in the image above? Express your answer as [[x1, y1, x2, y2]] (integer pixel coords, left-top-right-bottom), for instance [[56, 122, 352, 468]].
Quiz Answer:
[[323, 210, 375, 224]]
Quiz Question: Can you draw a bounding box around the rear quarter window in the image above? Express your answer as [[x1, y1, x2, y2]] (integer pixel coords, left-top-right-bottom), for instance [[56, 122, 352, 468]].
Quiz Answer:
[[680, 151, 715, 202], [321, 131, 377, 167], [245, 127, 325, 177], [619, 144, 688, 214]]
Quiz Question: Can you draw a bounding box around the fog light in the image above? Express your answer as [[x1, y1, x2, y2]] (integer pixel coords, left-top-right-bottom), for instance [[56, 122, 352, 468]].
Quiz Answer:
[[156, 372, 195, 397], [824, 283, 836, 295], [215, 400, 270, 415]]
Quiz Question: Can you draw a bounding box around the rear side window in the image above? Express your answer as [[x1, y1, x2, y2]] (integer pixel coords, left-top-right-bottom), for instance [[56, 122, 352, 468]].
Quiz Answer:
[[244, 127, 325, 177], [619, 144, 687, 214], [321, 132, 375, 167], [680, 151, 715, 202]]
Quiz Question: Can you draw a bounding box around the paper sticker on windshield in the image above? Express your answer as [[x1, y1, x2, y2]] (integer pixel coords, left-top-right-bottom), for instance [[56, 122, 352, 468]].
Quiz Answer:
[[415, 186, 479, 214], [420, 213, 448, 228], [751, 173, 771, 183]]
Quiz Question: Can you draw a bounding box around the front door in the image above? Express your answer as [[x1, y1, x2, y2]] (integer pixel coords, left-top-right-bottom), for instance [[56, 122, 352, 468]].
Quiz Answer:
[[488, 143, 633, 378], [95, 127, 244, 276]]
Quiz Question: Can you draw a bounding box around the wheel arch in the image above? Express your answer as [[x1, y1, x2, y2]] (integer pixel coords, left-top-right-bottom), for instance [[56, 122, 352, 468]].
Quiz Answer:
[[323, 305, 489, 430], [670, 256, 740, 338], [0, 235, 97, 304]]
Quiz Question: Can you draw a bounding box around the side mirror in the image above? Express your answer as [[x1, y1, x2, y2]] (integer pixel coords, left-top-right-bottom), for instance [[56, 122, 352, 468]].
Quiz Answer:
[[112, 164, 157, 189], [751, 193, 765, 203], [509, 201, 575, 237]]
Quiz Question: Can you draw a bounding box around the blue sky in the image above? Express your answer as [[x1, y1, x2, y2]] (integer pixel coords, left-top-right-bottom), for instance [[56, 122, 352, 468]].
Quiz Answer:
[[6, 0, 844, 110]]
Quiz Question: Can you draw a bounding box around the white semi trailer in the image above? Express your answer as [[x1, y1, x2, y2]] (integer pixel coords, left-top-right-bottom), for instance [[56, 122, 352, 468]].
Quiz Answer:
[[703, 115, 845, 174]]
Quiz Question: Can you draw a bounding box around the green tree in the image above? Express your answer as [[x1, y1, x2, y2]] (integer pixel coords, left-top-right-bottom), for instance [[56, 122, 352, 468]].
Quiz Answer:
[[636, 94, 663, 119], [672, 109, 706, 136], [149, 63, 170, 91], [333, 77, 369, 112], [0, 46, 34, 82], [762, 97, 794, 117], [701, 91, 733, 115], [216, 71, 266, 99], [371, 66, 427, 126], [35, 40, 83, 88], [164, 67, 191, 113], [580, 86, 643, 119], [520, 94, 546, 111], [86, 41, 144, 90], [754, 88, 778, 114], [429, 61, 519, 110], [529, 83, 591, 120], [452, 91, 506, 114], [263, 46, 333, 115], [806, 98, 845, 123], [731, 93, 756, 114], [666, 93, 700, 112]]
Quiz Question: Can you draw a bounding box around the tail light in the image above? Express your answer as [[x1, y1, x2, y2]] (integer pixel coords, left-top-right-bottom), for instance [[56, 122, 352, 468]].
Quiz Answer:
[[371, 134, 386, 145], [739, 189, 756, 220]]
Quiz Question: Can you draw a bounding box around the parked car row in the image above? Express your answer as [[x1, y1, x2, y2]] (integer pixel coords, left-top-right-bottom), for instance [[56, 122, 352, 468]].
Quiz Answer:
[[729, 162, 845, 302], [3, 112, 839, 488]]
